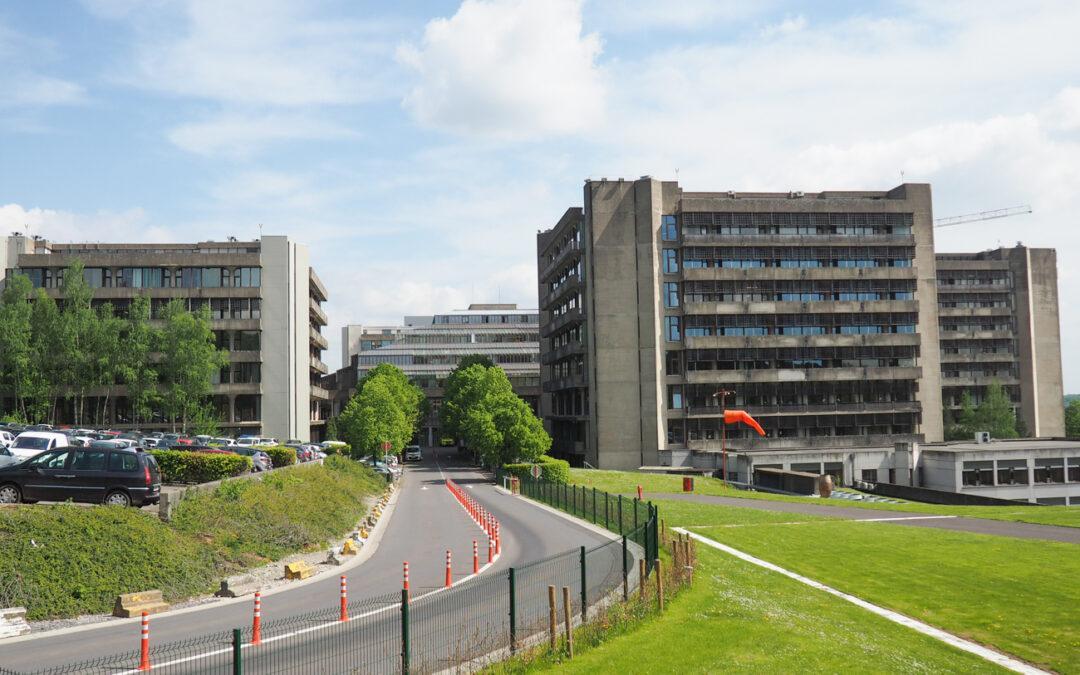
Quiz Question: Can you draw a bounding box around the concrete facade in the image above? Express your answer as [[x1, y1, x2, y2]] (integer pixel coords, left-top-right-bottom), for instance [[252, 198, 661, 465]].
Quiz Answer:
[[918, 439, 1080, 505], [539, 178, 944, 472], [1, 235, 330, 441], [326, 305, 540, 446], [341, 325, 405, 369], [936, 246, 1064, 438]]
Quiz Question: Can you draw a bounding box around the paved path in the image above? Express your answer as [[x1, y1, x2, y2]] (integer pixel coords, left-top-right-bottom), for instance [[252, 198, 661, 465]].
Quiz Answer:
[[646, 492, 1080, 545], [0, 448, 612, 672]]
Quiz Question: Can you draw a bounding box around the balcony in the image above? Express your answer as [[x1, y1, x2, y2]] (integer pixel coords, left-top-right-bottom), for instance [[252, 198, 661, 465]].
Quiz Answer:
[[539, 239, 582, 283], [309, 298, 328, 326], [542, 373, 587, 393], [940, 375, 1019, 387], [681, 266, 918, 283], [682, 299, 917, 316], [937, 306, 1013, 318], [310, 355, 329, 375], [539, 274, 582, 310], [309, 269, 329, 302], [674, 401, 922, 418], [687, 433, 921, 453], [684, 332, 921, 350], [939, 352, 1018, 365], [939, 330, 1014, 341], [541, 307, 584, 337], [310, 327, 329, 350], [540, 340, 586, 365], [310, 384, 331, 400], [684, 366, 921, 385], [682, 233, 915, 247]]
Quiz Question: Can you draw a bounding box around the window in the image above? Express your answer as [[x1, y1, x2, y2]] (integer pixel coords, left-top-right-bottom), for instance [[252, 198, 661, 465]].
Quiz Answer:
[[997, 459, 1028, 485], [108, 452, 139, 472], [663, 249, 679, 274], [661, 215, 678, 241], [668, 385, 683, 410], [861, 469, 879, 482], [1034, 458, 1065, 484], [72, 450, 108, 471], [665, 350, 682, 375], [664, 282, 679, 308], [28, 450, 70, 469], [962, 461, 994, 486], [665, 316, 681, 342], [1068, 457, 1080, 482], [202, 267, 221, 288], [236, 330, 260, 351]]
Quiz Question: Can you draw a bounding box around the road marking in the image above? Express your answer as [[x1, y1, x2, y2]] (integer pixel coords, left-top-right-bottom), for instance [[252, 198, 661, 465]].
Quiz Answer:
[[674, 527, 1050, 675], [420, 486, 428, 490], [853, 515, 959, 522], [692, 515, 961, 529]]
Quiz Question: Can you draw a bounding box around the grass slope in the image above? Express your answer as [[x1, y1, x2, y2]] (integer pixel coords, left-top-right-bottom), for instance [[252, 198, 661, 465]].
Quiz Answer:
[[506, 545, 1003, 674], [570, 468, 1080, 528], [0, 457, 384, 619]]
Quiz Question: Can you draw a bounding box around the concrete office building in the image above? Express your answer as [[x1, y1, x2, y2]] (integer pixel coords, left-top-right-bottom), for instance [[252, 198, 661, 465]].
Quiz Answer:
[[538, 178, 944, 472], [340, 325, 407, 369], [1, 234, 331, 442], [327, 305, 540, 446], [936, 246, 1064, 437]]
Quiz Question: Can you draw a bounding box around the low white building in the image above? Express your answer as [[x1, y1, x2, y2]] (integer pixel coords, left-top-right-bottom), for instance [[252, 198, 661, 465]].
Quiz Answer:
[[919, 439, 1080, 505]]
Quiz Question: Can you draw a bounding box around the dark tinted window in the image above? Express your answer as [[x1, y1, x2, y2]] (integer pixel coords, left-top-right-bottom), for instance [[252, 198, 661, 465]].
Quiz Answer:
[[28, 450, 70, 469], [72, 450, 108, 471], [108, 452, 139, 472], [13, 436, 51, 451]]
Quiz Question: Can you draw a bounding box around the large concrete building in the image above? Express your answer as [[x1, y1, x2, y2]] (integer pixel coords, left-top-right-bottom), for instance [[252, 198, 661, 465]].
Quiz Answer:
[[936, 246, 1064, 437], [1, 234, 331, 441], [327, 304, 540, 446], [538, 178, 945, 472]]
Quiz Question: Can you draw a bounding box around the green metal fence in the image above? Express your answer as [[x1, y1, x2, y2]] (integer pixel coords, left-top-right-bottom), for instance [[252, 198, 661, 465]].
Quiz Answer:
[[1, 478, 656, 675]]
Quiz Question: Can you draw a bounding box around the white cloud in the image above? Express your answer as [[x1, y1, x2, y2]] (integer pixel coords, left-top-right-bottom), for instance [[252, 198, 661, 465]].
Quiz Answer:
[[586, 0, 772, 33], [0, 22, 85, 109], [399, 0, 605, 139], [0, 204, 173, 243], [168, 112, 361, 157]]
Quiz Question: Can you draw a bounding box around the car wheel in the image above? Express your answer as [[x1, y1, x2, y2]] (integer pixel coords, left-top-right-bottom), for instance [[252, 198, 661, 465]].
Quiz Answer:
[[0, 484, 21, 504], [104, 490, 131, 507]]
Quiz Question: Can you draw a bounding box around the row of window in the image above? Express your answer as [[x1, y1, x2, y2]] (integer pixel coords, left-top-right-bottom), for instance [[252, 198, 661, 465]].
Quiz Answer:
[[213, 330, 261, 351], [207, 298, 262, 320], [677, 279, 917, 304], [432, 314, 538, 324], [547, 261, 583, 295], [550, 324, 585, 350], [20, 266, 262, 290], [212, 362, 262, 385], [941, 322, 1013, 333], [666, 417, 918, 444], [544, 227, 581, 265], [550, 355, 585, 380], [937, 275, 1010, 287], [962, 458, 1080, 486], [674, 211, 915, 238], [940, 340, 1015, 355], [664, 248, 915, 273], [666, 379, 917, 407], [357, 353, 539, 366], [397, 332, 538, 346]]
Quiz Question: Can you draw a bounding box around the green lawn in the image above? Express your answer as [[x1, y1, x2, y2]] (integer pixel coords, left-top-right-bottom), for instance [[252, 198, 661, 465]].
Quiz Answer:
[[688, 513, 1080, 673], [498, 544, 1005, 674], [569, 468, 1080, 528]]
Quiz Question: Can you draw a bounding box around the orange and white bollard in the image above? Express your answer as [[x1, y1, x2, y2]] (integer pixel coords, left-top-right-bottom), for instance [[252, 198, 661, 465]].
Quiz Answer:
[[495, 522, 501, 555], [252, 591, 262, 645], [138, 611, 151, 671], [445, 549, 453, 588], [473, 539, 479, 574], [339, 575, 348, 622], [637, 484, 643, 500], [488, 535, 494, 564], [403, 561, 410, 601]]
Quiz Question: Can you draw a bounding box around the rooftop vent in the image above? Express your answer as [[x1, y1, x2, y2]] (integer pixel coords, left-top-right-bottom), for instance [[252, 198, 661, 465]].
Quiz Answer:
[[974, 431, 990, 444]]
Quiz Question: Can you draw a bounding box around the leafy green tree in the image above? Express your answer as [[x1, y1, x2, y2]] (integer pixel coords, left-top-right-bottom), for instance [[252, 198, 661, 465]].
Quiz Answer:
[[118, 295, 160, 426], [59, 261, 101, 425], [338, 376, 411, 459], [28, 288, 64, 423], [1066, 399, 1080, 438], [457, 355, 495, 370], [972, 382, 1019, 439], [158, 299, 229, 433], [325, 416, 339, 441], [0, 274, 35, 419], [356, 363, 424, 431], [944, 391, 977, 441], [441, 362, 496, 441]]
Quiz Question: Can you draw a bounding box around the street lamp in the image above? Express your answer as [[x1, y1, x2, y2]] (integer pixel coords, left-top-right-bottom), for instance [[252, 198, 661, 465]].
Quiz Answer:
[[712, 389, 735, 481]]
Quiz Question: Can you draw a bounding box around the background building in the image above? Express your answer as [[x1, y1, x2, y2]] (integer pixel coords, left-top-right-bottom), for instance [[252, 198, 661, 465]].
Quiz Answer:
[[328, 304, 540, 446], [538, 178, 944, 472], [936, 246, 1064, 437], [340, 324, 407, 369], [2, 234, 330, 441]]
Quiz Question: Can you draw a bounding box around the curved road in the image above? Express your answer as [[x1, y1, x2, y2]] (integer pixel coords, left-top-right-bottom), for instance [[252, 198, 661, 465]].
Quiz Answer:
[[1, 448, 614, 673]]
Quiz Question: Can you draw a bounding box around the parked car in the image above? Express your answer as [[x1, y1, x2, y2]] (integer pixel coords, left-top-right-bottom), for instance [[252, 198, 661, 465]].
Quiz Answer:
[[26, 424, 54, 432], [68, 436, 96, 448], [9, 431, 70, 460], [0, 430, 14, 449], [233, 447, 272, 471], [142, 437, 161, 448], [0, 445, 161, 506], [404, 445, 422, 462], [236, 436, 258, 447], [0, 446, 21, 468], [210, 437, 237, 447]]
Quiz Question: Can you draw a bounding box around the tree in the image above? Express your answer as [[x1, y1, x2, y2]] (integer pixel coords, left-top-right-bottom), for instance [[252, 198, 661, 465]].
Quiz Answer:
[[972, 382, 1019, 439], [1066, 399, 1080, 438], [59, 260, 100, 425], [28, 288, 63, 423], [338, 376, 411, 459], [944, 391, 977, 441], [325, 416, 339, 441], [356, 363, 424, 431], [158, 299, 229, 433], [118, 295, 160, 427], [0, 274, 35, 419], [441, 363, 499, 441]]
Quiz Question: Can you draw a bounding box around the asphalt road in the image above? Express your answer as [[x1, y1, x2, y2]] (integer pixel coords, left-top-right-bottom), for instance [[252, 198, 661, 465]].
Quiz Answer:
[[647, 492, 1080, 544], [0, 448, 615, 673]]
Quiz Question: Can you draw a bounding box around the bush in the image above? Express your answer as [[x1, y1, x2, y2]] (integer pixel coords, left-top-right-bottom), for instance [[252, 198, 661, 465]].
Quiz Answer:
[[262, 445, 297, 468], [150, 450, 252, 484], [0, 505, 216, 620], [504, 455, 570, 484], [321, 443, 350, 456]]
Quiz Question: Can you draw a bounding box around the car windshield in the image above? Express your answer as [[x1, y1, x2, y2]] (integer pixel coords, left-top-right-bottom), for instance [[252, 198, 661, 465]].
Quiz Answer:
[[13, 437, 50, 450]]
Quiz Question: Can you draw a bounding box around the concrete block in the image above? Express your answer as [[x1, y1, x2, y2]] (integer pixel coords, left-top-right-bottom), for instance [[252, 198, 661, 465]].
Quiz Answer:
[[326, 550, 344, 566], [214, 576, 259, 598], [0, 607, 30, 639], [114, 590, 169, 618], [284, 561, 314, 580], [341, 539, 359, 555]]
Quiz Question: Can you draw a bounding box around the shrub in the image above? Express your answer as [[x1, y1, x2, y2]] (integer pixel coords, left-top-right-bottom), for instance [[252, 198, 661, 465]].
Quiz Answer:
[[150, 450, 251, 484], [262, 445, 297, 469], [504, 455, 570, 484], [321, 443, 350, 456]]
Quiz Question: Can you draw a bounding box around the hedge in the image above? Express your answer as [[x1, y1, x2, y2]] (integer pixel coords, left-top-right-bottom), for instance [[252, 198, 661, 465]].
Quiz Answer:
[[503, 455, 570, 484], [262, 445, 297, 468], [321, 443, 350, 456], [150, 450, 252, 484]]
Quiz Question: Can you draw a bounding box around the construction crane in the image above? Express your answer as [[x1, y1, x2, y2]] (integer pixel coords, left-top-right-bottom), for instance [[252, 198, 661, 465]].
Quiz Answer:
[[934, 205, 1032, 228]]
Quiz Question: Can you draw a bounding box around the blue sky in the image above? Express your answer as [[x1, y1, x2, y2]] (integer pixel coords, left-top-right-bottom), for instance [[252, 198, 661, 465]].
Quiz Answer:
[[1, 0, 1079, 385]]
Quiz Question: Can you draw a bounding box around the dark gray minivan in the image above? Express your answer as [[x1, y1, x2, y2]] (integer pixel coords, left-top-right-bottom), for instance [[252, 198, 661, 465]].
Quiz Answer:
[[0, 442, 161, 507]]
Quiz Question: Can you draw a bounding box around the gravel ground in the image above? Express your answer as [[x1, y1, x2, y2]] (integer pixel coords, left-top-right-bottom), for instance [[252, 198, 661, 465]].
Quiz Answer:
[[28, 484, 395, 633]]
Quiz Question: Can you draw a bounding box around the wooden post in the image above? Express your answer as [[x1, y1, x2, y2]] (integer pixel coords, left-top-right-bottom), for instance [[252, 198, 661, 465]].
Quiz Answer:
[[548, 585, 557, 651], [656, 558, 664, 611], [661, 518, 666, 543], [673, 541, 682, 585], [562, 586, 573, 659], [683, 539, 693, 587], [638, 558, 646, 601]]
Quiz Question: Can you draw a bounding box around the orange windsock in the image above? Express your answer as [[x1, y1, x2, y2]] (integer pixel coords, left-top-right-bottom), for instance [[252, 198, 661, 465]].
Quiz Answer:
[[723, 410, 766, 436]]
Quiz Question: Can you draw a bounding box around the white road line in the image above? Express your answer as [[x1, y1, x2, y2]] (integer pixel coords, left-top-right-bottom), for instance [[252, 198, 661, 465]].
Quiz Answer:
[[853, 515, 959, 522], [674, 527, 1050, 675]]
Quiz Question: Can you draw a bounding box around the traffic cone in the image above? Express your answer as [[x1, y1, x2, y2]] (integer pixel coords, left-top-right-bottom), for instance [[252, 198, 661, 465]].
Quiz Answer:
[[445, 549, 453, 588], [138, 612, 151, 671], [252, 591, 262, 645]]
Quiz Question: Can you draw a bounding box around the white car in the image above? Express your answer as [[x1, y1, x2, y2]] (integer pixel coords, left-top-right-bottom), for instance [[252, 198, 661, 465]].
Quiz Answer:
[[9, 431, 70, 459], [0, 431, 14, 448], [404, 445, 422, 462]]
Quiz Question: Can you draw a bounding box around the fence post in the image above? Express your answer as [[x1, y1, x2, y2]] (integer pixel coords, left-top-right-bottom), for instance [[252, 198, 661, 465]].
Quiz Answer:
[[509, 567, 517, 653], [592, 487, 597, 523], [604, 493, 609, 531], [621, 535, 629, 601], [656, 558, 664, 611], [617, 495, 623, 535], [633, 497, 639, 539], [579, 545, 587, 621], [401, 588, 410, 674], [562, 585, 574, 659], [547, 585, 557, 650], [232, 628, 242, 675]]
